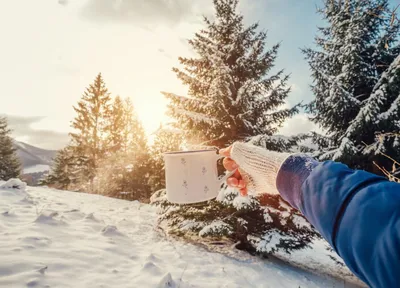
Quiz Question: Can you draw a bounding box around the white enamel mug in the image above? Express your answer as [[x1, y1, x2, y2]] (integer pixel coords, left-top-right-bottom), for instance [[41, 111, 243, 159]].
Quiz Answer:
[[164, 149, 235, 204]]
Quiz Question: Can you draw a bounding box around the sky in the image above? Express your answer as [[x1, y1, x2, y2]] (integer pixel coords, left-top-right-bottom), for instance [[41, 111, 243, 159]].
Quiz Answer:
[[0, 0, 332, 149]]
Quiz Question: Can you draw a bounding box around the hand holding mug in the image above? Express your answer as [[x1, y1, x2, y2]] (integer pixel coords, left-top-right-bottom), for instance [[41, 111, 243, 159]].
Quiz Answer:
[[219, 146, 248, 196], [219, 142, 290, 197]]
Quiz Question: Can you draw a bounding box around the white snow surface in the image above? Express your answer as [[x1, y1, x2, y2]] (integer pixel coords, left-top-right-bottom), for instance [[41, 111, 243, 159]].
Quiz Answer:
[[0, 180, 365, 287], [23, 164, 51, 174]]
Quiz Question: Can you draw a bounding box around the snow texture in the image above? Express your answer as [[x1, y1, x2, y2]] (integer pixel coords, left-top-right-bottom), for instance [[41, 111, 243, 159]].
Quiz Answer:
[[232, 195, 253, 210], [292, 215, 312, 230], [0, 182, 365, 287]]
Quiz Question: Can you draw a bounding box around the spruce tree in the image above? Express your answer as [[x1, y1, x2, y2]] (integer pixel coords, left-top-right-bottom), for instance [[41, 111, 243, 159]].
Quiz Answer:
[[123, 98, 148, 154], [152, 0, 317, 257], [95, 97, 151, 200], [303, 0, 400, 169], [107, 96, 125, 154], [41, 147, 74, 190], [115, 100, 151, 199], [163, 0, 297, 148], [106, 96, 147, 154], [70, 73, 112, 189], [335, 55, 400, 171], [0, 117, 21, 180]]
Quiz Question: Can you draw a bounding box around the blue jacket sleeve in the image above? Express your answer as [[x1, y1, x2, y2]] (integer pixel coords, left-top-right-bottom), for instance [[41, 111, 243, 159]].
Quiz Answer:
[[276, 156, 400, 288]]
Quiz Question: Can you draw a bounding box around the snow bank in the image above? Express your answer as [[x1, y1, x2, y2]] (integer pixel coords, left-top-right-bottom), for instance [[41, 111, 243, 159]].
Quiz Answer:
[[0, 178, 27, 191], [0, 184, 365, 287]]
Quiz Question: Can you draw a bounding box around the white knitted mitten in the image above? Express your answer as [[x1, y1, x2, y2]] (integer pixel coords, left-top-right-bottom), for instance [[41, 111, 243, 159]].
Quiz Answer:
[[230, 142, 290, 195]]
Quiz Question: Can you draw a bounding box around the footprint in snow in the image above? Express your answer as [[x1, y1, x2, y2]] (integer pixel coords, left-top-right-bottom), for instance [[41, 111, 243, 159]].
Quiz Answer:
[[101, 225, 125, 237], [26, 279, 40, 287], [55, 202, 66, 206], [141, 261, 162, 275], [38, 266, 47, 274], [1, 210, 15, 217], [84, 213, 101, 222], [19, 196, 36, 205], [146, 253, 163, 263], [62, 209, 86, 221], [35, 212, 67, 226], [19, 236, 52, 248], [65, 209, 79, 212]]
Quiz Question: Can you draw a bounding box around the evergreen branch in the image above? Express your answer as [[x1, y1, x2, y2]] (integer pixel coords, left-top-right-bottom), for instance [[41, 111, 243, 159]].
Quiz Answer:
[[390, 4, 400, 27], [373, 161, 400, 183], [378, 152, 400, 168]]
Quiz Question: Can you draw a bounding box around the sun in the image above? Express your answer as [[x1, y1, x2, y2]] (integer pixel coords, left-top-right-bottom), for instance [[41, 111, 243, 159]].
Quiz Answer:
[[133, 95, 171, 138]]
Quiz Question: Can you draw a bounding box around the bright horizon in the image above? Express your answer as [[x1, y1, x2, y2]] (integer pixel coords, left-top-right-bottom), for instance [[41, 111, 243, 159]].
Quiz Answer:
[[0, 0, 353, 150], [1, 0, 202, 149]]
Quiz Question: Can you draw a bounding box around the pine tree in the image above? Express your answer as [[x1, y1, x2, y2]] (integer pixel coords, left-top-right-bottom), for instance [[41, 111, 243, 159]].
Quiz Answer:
[[70, 73, 112, 189], [107, 96, 125, 154], [152, 0, 317, 257], [41, 146, 74, 190], [335, 55, 400, 171], [119, 97, 151, 199], [123, 98, 148, 154], [163, 0, 297, 148], [303, 0, 400, 169], [106, 96, 147, 154], [95, 97, 152, 200], [148, 125, 183, 192], [121, 98, 137, 152], [95, 150, 135, 198], [0, 117, 21, 180]]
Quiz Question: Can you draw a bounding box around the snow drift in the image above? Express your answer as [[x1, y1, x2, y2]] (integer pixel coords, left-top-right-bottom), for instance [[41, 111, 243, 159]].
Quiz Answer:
[[0, 179, 365, 287]]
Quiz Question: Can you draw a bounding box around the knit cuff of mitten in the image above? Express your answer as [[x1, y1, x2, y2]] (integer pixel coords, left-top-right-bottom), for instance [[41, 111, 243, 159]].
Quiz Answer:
[[230, 142, 290, 195], [230, 142, 319, 210]]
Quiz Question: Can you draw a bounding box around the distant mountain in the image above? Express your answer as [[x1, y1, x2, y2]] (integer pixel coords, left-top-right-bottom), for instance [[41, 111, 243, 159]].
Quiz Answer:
[[13, 141, 57, 173], [12, 141, 58, 186]]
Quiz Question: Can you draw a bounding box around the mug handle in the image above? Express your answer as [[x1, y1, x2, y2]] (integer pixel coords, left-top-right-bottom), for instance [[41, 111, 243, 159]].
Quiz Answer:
[[215, 153, 237, 185]]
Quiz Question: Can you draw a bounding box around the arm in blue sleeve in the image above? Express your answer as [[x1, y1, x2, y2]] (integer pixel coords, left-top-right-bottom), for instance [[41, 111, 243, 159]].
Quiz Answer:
[[276, 155, 400, 288]]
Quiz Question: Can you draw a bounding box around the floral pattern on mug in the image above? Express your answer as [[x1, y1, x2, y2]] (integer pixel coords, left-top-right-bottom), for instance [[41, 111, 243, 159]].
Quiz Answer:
[[202, 167, 207, 175], [181, 158, 187, 165], [182, 180, 188, 189], [204, 186, 209, 193]]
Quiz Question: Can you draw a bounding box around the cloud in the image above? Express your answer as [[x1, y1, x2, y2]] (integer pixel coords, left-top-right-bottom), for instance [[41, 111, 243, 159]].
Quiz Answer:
[[58, 0, 68, 6], [290, 83, 303, 94], [80, 0, 209, 26], [278, 113, 321, 136], [4, 115, 69, 150]]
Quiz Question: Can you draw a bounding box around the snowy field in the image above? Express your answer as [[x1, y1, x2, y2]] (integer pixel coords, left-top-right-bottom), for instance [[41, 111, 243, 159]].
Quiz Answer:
[[23, 165, 50, 174], [0, 180, 364, 287]]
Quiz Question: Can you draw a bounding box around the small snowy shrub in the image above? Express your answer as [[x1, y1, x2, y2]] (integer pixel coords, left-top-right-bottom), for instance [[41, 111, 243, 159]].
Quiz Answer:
[[151, 186, 319, 256]]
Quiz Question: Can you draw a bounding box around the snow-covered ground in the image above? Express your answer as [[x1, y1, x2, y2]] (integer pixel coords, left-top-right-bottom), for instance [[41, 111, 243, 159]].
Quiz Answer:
[[23, 164, 50, 174], [0, 180, 364, 287]]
